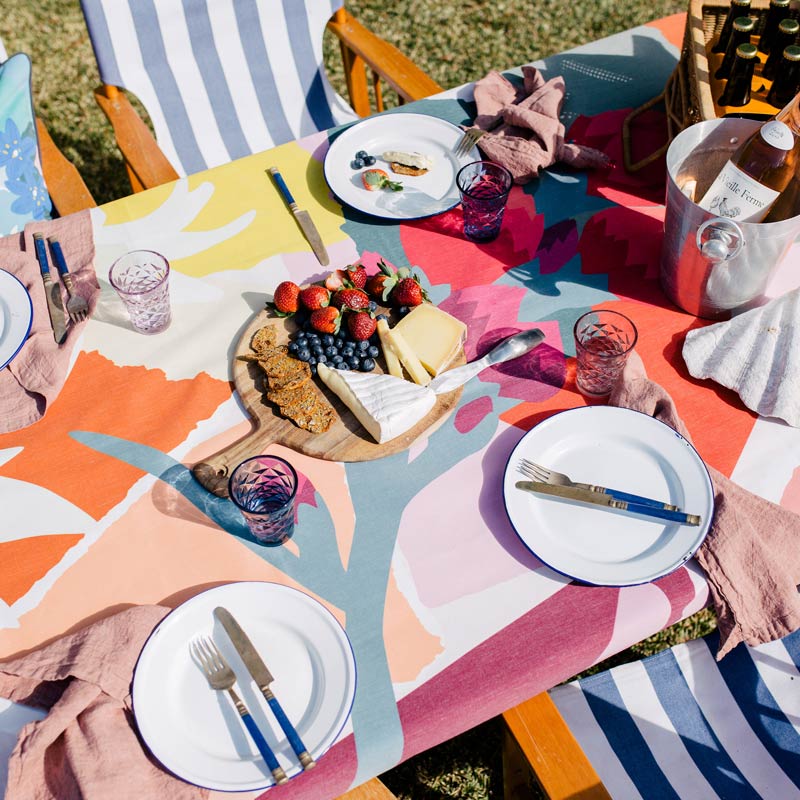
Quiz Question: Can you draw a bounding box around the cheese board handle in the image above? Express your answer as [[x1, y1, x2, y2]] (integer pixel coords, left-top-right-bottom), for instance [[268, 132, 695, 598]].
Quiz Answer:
[[191, 427, 271, 498]]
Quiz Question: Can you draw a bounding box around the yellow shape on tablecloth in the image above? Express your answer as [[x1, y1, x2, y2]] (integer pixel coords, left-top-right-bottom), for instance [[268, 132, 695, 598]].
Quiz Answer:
[[100, 141, 346, 278], [0, 534, 83, 605]]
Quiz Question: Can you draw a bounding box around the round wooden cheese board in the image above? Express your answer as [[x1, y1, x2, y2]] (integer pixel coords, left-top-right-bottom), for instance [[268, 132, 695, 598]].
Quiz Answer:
[[192, 308, 464, 496]]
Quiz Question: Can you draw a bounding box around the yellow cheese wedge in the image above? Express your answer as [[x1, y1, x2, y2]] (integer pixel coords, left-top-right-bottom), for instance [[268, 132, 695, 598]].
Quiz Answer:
[[392, 304, 467, 376], [376, 319, 403, 378], [383, 327, 431, 386]]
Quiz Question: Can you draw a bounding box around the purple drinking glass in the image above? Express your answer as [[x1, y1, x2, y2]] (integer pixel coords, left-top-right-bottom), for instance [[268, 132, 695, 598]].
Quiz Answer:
[[573, 310, 638, 397], [456, 160, 513, 242], [228, 455, 298, 545], [108, 250, 171, 334]]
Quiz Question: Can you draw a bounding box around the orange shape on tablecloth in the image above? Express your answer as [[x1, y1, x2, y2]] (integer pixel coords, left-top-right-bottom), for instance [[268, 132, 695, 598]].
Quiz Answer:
[[500, 302, 756, 480], [647, 12, 686, 49], [0, 350, 229, 520], [0, 534, 83, 605]]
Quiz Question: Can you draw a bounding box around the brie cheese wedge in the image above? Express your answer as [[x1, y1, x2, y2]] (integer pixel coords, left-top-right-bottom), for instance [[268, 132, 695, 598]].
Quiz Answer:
[[317, 363, 436, 444]]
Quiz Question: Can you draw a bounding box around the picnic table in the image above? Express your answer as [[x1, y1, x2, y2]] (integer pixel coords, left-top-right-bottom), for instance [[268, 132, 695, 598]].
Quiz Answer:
[[2, 14, 799, 800]]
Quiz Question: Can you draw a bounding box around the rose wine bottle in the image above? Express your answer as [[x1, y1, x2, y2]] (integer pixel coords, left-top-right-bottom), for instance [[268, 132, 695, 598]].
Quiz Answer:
[[696, 91, 800, 222]]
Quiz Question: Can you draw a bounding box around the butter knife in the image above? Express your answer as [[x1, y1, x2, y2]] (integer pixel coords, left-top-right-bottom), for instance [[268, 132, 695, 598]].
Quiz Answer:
[[515, 481, 702, 526], [267, 167, 329, 266], [214, 606, 316, 769], [32, 233, 66, 344]]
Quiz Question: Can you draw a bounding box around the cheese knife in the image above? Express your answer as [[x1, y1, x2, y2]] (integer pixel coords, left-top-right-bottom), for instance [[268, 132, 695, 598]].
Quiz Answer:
[[32, 233, 66, 344], [515, 481, 702, 526], [429, 328, 545, 395], [214, 606, 316, 769], [267, 167, 330, 266]]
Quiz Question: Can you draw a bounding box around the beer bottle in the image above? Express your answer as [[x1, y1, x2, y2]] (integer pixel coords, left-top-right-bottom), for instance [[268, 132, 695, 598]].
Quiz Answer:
[[767, 44, 800, 106], [720, 43, 758, 106], [759, 0, 791, 53], [697, 91, 800, 222], [716, 16, 755, 80], [713, 0, 752, 53], [762, 18, 799, 79]]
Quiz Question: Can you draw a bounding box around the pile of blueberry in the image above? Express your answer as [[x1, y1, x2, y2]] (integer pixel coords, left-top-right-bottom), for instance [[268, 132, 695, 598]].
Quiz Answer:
[[350, 150, 377, 169], [287, 319, 386, 375]]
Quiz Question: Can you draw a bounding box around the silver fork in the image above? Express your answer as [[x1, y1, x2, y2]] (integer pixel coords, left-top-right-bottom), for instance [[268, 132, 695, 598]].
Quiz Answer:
[[191, 637, 289, 785], [454, 117, 504, 158], [517, 458, 680, 511], [47, 236, 89, 323]]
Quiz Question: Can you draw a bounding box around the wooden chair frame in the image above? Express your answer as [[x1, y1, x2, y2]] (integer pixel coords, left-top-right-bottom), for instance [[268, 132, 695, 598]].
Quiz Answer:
[[502, 692, 610, 800], [93, 6, 443, 194], [36, 119, 96, 217]]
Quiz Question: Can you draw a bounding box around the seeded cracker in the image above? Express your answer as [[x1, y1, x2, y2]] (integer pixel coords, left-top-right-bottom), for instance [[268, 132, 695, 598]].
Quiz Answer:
[[247, 323, 333, 433], [250, 325, 278, 354]]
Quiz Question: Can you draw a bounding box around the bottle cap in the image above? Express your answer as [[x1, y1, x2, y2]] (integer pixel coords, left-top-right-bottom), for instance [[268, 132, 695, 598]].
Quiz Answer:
[[783, 44, 800, 61], [733, 16, 756, 31], [771, 0, 790, 7], [778, 18, 800, 34], [736, 43, 758, 58], [732, 0, 751, 6]]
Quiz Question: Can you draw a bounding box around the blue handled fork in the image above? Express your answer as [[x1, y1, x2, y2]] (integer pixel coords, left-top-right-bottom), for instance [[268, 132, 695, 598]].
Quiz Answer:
[[191, 637, 288, 785]]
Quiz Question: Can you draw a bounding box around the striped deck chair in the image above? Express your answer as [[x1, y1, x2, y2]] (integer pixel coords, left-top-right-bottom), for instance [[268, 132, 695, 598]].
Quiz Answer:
[[79, 0, 442, 192], [503, 629, 800, 799]]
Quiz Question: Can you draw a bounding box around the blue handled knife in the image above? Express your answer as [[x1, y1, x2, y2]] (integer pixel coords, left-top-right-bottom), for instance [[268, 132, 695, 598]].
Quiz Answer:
[[214, 606, 316, 769], [515, 481, 702, 526], [267, 167, 329, 266]]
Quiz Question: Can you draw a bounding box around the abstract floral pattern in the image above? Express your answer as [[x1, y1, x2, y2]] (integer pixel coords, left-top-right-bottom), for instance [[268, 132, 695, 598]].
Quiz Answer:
[[0, 54, 52, 234]]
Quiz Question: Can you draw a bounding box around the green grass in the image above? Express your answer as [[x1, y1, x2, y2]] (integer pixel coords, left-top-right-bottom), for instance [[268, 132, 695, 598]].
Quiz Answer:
[[1, 2, 714, 797]]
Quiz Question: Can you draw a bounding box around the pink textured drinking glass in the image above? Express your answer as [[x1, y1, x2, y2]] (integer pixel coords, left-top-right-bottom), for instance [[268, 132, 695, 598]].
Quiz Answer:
[[456, 160, 513, 242], [108, 250, 171, 334], [573, 310, 638, 397], [228, 455, 298, 546]]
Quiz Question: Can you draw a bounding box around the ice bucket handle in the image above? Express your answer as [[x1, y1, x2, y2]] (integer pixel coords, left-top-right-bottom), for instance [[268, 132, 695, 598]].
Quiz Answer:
[[695, 217, 744, 263]]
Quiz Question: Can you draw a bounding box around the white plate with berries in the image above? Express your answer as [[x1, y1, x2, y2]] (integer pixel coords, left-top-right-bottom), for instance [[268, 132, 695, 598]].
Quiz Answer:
[[324, 112, 480, 220]]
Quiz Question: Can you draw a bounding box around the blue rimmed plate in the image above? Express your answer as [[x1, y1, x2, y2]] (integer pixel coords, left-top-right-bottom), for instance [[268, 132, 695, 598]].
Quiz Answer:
[[132, 581, 356, 792], [0, 268, 32, 370], [503, 406, 715, 586], [324, 112, 479, 220]]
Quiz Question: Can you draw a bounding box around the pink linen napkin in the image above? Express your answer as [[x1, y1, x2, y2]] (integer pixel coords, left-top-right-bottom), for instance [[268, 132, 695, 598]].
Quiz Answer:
[[465, 66, 613, 184], [0, 605, 208, 800], [0, 211, 99, 434], [610, 353, 800, 659]]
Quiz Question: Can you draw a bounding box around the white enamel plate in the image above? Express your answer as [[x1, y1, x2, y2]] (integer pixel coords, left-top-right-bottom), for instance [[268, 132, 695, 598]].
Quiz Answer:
[[132, 582, 356, 792], [0, 268, 33, 370], [324, 112, 480, 220], [503, 406, 715, 586]]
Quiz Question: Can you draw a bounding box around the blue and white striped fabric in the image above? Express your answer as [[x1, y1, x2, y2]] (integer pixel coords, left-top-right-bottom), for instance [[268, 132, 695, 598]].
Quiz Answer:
[[79, 0, 359, 176], [551, 630, 800, 799]]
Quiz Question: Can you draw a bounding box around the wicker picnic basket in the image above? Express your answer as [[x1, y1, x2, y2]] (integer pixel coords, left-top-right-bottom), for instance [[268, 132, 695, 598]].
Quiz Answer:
[[623, 0, 795, 171]]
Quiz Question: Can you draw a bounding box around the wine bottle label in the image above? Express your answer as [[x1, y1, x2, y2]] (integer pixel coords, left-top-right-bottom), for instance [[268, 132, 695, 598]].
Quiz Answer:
[[760, 120, 794, 150], [697, 160, 780, 222]]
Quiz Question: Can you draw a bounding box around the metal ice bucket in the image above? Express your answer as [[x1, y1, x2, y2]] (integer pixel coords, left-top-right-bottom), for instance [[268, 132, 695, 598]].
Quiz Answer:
[[660, 117, 800, 319]]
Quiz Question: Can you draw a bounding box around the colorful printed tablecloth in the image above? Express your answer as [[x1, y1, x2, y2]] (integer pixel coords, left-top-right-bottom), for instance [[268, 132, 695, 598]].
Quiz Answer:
[[2, 16, 800, 800]]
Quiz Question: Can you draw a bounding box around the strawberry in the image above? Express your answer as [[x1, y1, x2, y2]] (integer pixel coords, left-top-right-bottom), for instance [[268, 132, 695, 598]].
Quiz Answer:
[[310, 306, 341, 334], [345, 264, 367, 289], [391, 276, 428, 307], [324, 269, 347, 291], [272, 281, 300, 315], [332, 288, 370, 311], [347, 311, 377, 341], [298, 285, 330, 310], [366, 259, 397, 301], [361, 169, 403, 192]]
